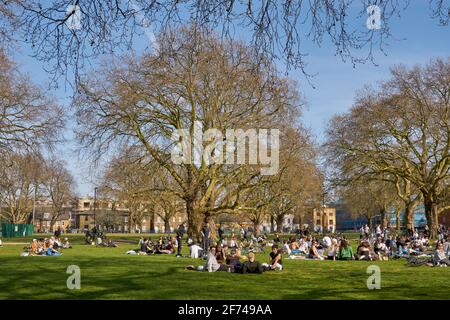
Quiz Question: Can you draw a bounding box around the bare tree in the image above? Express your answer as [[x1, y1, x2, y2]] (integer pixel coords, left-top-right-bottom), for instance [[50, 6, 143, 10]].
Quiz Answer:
[[0, 153, 44, 223], [10, 1, 449, 83], [99, 147, 154, 233], [339, 179, 393, 228], [75, 26, 299, 238], [41, 158, 76, 231], [0, 51, 64, 153], [326, 58, 450, 237]]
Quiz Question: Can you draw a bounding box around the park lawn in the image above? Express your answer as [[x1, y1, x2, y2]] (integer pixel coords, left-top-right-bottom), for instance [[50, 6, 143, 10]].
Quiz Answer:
[[0, 242, 449, 300]]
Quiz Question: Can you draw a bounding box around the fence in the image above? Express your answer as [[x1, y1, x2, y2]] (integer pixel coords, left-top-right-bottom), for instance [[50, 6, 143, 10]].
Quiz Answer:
[[0, 223, 34, 237]]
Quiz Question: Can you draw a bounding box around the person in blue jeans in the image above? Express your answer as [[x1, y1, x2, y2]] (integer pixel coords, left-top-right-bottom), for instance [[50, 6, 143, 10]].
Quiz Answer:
[[46, 244, 62, 256]]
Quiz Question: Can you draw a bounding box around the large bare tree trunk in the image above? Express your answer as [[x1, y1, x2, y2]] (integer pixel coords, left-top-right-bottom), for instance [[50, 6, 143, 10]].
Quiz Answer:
[[149, 205, 155, 233], [424, 196, 438, 239], [276, 215, 284, 233], [367, 216, 372, 228], [164, 219, 171, 233], [404, 201, 417, 232], [186, 198, 202, 241], [270, 216, 276, 233], [253, 222, 261, 236], [380, 208, 387, 229], [395, 209, 401, 231]]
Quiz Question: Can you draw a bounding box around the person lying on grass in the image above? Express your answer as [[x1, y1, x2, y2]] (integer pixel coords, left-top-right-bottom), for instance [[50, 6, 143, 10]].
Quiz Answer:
[[97, 237, 118, 247]]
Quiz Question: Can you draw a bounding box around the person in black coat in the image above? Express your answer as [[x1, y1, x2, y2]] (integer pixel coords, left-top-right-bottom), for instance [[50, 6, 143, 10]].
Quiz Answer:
[[176, 223, 186, 257]]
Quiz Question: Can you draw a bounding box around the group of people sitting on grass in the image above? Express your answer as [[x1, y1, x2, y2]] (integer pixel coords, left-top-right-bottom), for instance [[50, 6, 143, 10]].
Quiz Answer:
[[129, 236, 177, 255], [85, 227, 118, 247], [282, 226, 450, 266], [22, 236, 72, 256], [185, 244, 283, 273]]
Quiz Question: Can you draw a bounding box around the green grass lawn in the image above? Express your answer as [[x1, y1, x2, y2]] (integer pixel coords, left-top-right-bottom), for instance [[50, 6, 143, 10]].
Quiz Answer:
[[0, 234, 449, 300]]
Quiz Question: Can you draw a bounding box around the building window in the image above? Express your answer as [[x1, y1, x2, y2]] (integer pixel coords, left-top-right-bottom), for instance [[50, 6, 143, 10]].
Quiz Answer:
[[316, 219, 321, 225], [84, 202, 90, 208], [329, 219, 334, 225]]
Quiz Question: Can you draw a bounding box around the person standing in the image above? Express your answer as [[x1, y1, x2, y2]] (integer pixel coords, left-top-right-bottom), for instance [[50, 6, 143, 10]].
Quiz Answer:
[[218, 224, 224, 241], [201, 222, 211, 254], [54, 226, 62, 238], [176, 223, 185, 257]]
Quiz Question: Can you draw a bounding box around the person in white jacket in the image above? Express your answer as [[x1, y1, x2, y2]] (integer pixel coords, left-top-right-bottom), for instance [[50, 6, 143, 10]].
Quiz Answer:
[[205, 247, 221, 272], [189, 243, 203, 259]]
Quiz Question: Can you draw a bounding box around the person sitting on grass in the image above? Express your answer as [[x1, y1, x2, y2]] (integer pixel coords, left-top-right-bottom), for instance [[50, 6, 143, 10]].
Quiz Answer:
[[242, 252, 264, 274], [327, 238, 339, 260], [189, 242, 203, 258], [221, 236, 228, 247], [356, 240, 374, 260], [229, 235, 238, 248], [308, 240, 325, 260], [185, 246, 227, 272], [262, 245, 283, 271], [225, 248, 244, 272], [322, 234, 332, 249], [374, 238, 389, 261], [433, 242, 450, 266], [298, 238, 309, 254], [140, 239, 154, 255], [46, 244, 62, 256], [156, 239, 175, 254], [205, 246, 227, 271], [337, 239, 354, 260], [444, 236, 450, 258], [283, 240, 291, 255], [410, 240, 425, 255], [62, 238, 72, 249], [215, 243, 226, 263]]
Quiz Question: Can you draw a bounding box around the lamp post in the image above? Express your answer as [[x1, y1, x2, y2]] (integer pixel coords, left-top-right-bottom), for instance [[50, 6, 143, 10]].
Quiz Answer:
[[93, 187, 98, 228], [32, 184, 37, 227], [322, 191, 328, 235]]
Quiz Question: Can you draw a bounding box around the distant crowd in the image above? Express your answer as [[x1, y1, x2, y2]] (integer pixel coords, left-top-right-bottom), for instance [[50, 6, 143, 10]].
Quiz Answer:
[[14, 222, 450, 269]]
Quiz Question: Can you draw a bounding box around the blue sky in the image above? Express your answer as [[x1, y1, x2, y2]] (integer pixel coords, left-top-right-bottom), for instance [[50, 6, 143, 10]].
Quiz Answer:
[[11, 1, 450, 196]]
